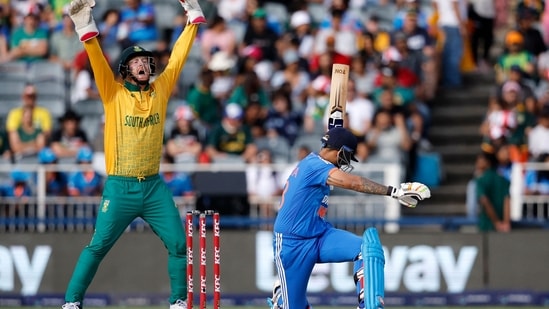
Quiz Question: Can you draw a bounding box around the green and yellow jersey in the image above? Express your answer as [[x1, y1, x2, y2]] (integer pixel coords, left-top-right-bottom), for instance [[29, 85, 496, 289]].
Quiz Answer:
[[84, 25, 198, 178]]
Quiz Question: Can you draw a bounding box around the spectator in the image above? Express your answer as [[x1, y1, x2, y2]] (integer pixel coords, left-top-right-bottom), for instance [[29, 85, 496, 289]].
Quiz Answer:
[[480, 81, 519, 152], [49, 12, 82, 71], [0, 118, 11, 161], [432, 0, 467, 88], [243, 100, 266, 140], [2, 170, 33, 203], [168, 12, 187, 50], [362, 15, 391, 54], [524, 153, 549, 200], [264, 89, 302, 147], [97, 9, 122, 64], [313, 8, 357, 61], [187, 69, 222, 133], [67, 147, 103, 196], [207, 50, 237, 103], [356, 30, 382, 72], [468, 0, 495, 71], [398, 7, 438, 101], [70, 54, 100, 105], [8, 105, 46, 160], [516, 7, 546, 58], [303, 74, 331, 134], [288, 10, 314, 60], [118, 0, 158, 50], [235, 44, 263, 85], [396, 8, 434, 55], [535, 48, 549, 98], [495, 30, 536, 85], [371, 67, 423, 135], [495, 143, 513, 180], [0, 4, 8, 62], [38, 147, 68, 196], [490, 65, 537, 114], [507, 96, 537, 164], [6, 84, 53, 138], [229, 70, 271, 113], [49, 109, 90, 162], [10, 0, 47, 23], [217, 0, 247, 25], [393, 0, 429, 31], [325, 78, 376, 162], [311, 36, 352, 75], [349, 54, 376, 99], [366, 108, 412, 181], [318, 0, 364, 34], [392, 31, 423, 80], [204, 103, 256, 163], [528, 105, 549, 161], [246, 148, 282, 220], [201, 14, 237, 63], [376, 47, 419, 89], [160, 153, 194, 197], [241, 8, 279, 62], [271, 49, 310, 110], [3, 12, 48, 63], [475, 150, 511, 232], [165, 105, 202, 163]]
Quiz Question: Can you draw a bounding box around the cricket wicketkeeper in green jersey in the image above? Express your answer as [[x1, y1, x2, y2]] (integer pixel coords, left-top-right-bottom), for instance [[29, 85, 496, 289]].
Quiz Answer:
[[61, 0, 207, 309]]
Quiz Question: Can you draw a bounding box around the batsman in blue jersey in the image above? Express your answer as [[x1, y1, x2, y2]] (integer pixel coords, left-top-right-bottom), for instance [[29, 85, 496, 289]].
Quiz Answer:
[[269, 127, 431, 309]]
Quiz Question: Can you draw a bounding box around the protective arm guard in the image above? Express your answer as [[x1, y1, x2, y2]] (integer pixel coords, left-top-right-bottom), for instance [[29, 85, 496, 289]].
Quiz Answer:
[[362, 227, 385, 309]]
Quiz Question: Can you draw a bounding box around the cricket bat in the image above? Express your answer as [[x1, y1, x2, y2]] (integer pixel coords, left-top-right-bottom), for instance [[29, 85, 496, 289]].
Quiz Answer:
[[327, 63, 350, 130]]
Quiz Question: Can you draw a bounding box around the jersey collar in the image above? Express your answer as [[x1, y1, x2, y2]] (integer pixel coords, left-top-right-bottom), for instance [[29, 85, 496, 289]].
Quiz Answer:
[[124, 81, 150, 92]]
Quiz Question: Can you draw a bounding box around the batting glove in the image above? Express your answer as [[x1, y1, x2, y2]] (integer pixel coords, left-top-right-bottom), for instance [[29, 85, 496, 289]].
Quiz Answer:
[[68, 0, 98, 42], [179, 0, 207, 24], [389, 182, 431, 208]]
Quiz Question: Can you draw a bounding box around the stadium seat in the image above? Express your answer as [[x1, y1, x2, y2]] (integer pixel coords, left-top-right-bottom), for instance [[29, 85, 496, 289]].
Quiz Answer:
[[73, 99, 104, 117], [35, 80, 67, 101], [179, 56, 203, 98], [0, 61, 30, 81], [255, 136, 291, 164], [0, 79, 27, 101], [155, 2, 179, 32], [80, 115, 104, 142], [42, 99, 66, 119], [28, 61, 66, 83], [291, 133, 321, 160], [0, 99, 24, 118]]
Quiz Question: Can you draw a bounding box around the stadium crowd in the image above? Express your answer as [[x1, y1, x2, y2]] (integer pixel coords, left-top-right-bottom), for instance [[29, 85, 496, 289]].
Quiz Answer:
[[0, 0, 548, 227]]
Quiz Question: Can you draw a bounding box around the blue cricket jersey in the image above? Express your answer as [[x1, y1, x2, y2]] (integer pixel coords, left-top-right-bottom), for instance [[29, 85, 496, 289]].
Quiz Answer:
[[273, 152, 338, 238]]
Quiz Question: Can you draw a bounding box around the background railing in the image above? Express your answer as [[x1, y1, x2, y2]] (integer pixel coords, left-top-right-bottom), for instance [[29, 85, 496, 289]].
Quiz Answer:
[[3, 161, 548, 233], [0, 162, 405, 233], [510, 162, 549, 227]]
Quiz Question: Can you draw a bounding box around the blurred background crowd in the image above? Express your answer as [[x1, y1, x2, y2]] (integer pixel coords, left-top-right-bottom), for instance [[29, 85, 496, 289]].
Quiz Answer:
[[0, 0, 548, 230]]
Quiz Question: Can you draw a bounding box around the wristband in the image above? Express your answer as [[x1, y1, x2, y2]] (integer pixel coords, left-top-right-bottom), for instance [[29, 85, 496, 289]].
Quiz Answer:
[[386, 186, 394, 196]]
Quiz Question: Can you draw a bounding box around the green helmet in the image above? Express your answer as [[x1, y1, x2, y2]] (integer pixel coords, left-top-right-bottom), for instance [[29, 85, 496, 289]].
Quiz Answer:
[[117, 45, 156, 78]]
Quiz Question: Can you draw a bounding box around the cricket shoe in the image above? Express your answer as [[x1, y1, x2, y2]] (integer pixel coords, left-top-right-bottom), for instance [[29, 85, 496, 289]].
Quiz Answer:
[[169, 299, 187, 309], [267, 279, 283, 309], [61, 302, 81, 309], [179, 0, 206, 24]]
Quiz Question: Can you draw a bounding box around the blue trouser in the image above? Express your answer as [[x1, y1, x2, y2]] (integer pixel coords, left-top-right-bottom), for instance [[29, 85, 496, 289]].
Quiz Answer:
[[441, 26, 463, 87], [273, 228, 362, 309]]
